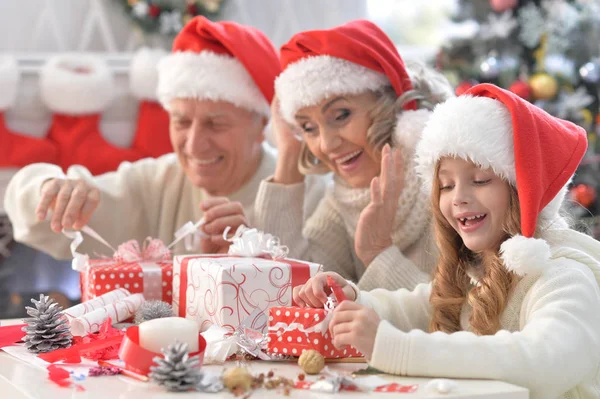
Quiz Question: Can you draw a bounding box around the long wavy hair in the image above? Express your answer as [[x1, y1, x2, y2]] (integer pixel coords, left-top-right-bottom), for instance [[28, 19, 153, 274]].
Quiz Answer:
[[428, 161, 521, 335]]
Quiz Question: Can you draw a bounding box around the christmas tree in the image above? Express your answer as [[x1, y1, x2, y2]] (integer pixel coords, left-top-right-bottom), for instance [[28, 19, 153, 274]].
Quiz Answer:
[[437, 0, 600, 238]]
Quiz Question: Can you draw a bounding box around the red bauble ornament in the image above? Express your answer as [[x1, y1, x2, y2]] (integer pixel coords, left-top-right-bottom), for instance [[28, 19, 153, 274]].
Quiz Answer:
[[187, 4, 198, 14], [455, 80, 477, 96], [571, 184, 597, 208], [148, 5, 161, 17], [509, 80, 532, 100], [490, 0, 518, 12]]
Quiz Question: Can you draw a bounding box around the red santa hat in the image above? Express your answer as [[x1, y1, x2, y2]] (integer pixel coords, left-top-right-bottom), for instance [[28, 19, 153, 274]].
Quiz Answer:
[[157, 16, 280, 117], [416, 83, 587, 276], [275, 19, 432, 151]]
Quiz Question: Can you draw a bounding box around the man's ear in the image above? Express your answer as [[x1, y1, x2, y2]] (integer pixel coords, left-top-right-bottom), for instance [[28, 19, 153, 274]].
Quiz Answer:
[[255, 115, 268, 144]]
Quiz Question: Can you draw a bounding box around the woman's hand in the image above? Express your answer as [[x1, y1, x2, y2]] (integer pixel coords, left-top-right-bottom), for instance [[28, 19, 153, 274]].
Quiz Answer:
[[271, 96, 305, 185], [355, 144, 404, 266]]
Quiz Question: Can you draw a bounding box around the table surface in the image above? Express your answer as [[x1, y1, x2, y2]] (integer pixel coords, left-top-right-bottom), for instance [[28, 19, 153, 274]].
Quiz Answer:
[[0, 319, 529, 399]]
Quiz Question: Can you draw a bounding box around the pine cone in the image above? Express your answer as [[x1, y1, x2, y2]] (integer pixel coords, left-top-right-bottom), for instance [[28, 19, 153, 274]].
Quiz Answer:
[[149, 341, 202, 392], [22, 294, 72, 353]]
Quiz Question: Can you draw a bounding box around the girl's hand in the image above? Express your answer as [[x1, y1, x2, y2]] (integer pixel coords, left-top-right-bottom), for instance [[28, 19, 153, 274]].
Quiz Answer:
[[292, 272, 356, 308], [329, 300, 380, 359]]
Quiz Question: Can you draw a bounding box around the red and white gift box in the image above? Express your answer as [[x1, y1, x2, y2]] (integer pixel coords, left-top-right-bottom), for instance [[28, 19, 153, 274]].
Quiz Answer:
[[172, 255, 322, 333], [72, 234, 173, 302], [80, 258, 172, 302], [267, 306, 362, 359]]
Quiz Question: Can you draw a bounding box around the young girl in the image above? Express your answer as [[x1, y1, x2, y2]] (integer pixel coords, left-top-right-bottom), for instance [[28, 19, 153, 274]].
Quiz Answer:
[[254, 20, 454, 291], [294, 84, 600, 399]]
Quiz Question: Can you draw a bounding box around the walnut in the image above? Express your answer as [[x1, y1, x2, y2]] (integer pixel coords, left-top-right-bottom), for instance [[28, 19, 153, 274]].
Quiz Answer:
[[298, 349, 325, 375], [223, 367, 253, 393]]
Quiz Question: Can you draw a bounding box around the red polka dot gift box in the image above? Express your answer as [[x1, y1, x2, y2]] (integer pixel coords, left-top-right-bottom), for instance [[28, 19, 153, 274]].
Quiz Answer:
[[80, 238, 173, 303], [267, 306, 362, 359], [80, 259, 172, 303]]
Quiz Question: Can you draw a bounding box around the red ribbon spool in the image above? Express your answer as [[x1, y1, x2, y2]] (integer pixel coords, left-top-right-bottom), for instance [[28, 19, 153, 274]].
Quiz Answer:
[[119, 326, 207, 376]]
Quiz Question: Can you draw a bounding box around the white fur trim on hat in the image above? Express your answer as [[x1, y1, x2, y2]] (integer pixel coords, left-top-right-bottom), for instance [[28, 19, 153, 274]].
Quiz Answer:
[[500, 235, 551, 276], [40, 54, 114, 114], [275, 55, 390, 123], [392, 109, 431, 152], [415, 95, 515, 193], [0, 56, 19, 110], [157, 51, 270, 116], [129, 47, 167, 101]]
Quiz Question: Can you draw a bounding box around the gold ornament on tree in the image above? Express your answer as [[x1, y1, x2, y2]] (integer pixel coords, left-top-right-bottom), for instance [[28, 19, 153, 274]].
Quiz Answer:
[[528, 73, 558, 100]]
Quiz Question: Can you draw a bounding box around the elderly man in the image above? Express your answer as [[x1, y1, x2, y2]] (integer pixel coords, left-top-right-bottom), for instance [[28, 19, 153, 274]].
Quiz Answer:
[[4, 16, 325, 258]]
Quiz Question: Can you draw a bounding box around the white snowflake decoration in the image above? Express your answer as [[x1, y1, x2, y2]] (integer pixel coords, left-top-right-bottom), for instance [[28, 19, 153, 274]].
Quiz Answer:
[[543, 0, 581, 53], [159, 10, 183, 35], [518, 0, 581, 53], [518, 3, 545, 48], [479, 11, 518, 41], [555, 87, 594, 120]]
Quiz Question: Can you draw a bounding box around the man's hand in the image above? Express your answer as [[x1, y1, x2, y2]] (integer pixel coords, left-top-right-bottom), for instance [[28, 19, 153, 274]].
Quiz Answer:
[[36, 178, 100, 232], [199, 197, 249, 253]]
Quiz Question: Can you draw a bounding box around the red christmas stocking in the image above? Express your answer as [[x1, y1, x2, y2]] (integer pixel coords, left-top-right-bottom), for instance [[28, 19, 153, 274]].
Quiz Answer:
[[40, 55, 144, 175], [0, 55, 58, 167], [129, 48, 173, 158]]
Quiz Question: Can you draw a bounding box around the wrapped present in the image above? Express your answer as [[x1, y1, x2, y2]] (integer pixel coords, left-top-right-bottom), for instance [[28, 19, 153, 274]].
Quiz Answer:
[[266, 306, 361, 359], [267, 277, 361, 359], [172, 226, 322, 333], [66, 222, 202, 303]]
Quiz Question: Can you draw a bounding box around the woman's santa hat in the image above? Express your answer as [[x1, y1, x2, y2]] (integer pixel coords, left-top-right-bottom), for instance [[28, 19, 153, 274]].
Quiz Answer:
[[157, 16, 280, 117], [416, 83, 588, 276], [275, 19, 432, 151]]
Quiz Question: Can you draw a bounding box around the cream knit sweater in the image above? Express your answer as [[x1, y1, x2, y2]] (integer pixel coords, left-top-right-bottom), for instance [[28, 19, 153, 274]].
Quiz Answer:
[[254, 170, 437, 291], [358, 228, 600, 399], [4, 144, 327, 259]]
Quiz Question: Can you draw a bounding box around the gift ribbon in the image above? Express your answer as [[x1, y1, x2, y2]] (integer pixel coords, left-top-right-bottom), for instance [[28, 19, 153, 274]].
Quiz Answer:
[[224, 225, 289, 259], [268, 297, 336, 338], [65, 220, 204, 300]]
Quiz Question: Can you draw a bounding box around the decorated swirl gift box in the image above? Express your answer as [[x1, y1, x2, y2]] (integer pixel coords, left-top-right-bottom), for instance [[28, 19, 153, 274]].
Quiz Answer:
[[172, 227, 323, 334]]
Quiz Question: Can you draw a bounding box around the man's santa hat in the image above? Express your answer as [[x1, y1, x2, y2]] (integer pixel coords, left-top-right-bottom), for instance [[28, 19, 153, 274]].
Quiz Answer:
[[415, 83, 588, 276], [275, 19, 434, 152], [157, 16, 280, 117]]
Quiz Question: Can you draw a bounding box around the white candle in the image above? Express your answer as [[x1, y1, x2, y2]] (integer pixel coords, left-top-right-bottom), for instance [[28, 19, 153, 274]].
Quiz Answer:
[[138, 317, 199, 354]]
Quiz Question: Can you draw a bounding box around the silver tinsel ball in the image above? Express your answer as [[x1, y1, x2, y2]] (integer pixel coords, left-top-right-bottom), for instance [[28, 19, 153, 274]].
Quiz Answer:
[[579, 60, 600, 84], [134, 300, 174, 324]]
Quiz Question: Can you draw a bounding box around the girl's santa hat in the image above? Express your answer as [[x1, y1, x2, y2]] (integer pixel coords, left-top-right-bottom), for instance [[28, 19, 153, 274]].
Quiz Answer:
[[415, 83, 588, 276], [275, 19, 433, 151], [157, 16, 280, 117]]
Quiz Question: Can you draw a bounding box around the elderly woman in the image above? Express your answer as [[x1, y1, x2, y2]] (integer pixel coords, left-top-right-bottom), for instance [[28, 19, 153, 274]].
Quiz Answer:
[[253, 20, 454, 291]]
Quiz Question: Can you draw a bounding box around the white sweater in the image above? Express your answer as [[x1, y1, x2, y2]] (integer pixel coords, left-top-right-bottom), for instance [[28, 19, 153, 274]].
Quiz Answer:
[[358, 228, 600, 399], [4, 144, 327, 259]]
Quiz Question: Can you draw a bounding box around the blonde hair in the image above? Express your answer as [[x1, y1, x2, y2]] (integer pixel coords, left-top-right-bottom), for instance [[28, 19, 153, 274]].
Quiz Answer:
[[298, 60, 454, 175], [428, 161, 521, 335]]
